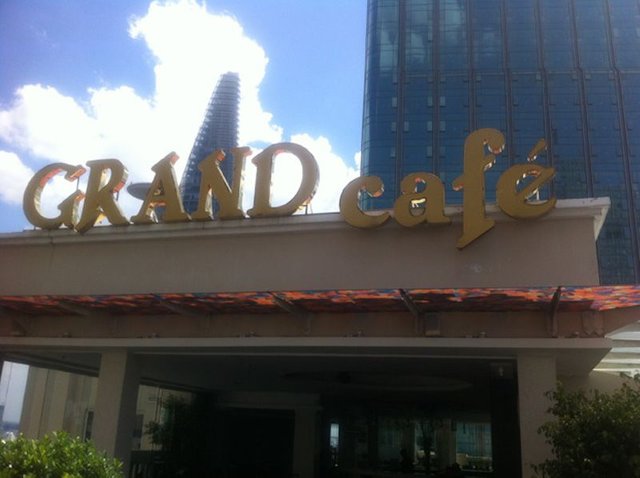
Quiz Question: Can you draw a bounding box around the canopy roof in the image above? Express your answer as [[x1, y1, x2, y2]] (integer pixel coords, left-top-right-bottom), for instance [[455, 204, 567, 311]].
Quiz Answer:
[[2, 285, 639, 317]]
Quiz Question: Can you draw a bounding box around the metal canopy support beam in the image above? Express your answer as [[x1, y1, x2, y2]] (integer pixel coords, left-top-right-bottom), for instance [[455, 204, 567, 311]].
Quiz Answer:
[[9, 320, 26, 337], [57, 301, 96, 317], [548, 286, 562, 337], [0, 306, 28, 336], [400, 289, 440, 336], [268, 293, 313, 335], [154, 298, 205, 318], [269, 292, 306, 316], [399, 289, 421, 319]]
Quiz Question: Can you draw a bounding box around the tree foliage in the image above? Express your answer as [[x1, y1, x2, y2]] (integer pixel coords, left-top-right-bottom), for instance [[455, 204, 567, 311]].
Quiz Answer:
[[534, 379, 640, 478], [0, 431, 122, 478]]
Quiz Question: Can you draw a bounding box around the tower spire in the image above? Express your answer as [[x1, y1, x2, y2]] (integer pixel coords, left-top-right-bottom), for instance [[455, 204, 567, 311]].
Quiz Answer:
[[180, 72, 240, 213]]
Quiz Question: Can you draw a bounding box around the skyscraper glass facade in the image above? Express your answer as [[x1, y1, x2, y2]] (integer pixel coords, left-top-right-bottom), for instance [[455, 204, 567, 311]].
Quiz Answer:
[[361, 0, 640, 284], [180, 72, 240, 214]]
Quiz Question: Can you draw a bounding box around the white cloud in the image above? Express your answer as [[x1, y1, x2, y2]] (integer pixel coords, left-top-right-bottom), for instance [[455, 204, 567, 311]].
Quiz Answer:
[[0, 0, 356, 222], [288, 134, 359, 212], [354, 151, 361, 170], [0, 85, 104, 163], [0, 152, 34, 205]]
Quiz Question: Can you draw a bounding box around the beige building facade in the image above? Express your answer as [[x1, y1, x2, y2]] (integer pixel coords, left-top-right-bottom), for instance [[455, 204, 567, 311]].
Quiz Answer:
[[1, 197, 637, 477]]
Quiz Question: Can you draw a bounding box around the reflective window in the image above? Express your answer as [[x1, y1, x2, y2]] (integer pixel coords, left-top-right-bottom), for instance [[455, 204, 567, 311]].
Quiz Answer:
[[470, 0, 504, 70], [405, 0, 433, 72], [540, 0, 576, 69], [438, 74, 470, 204], [587, 71, 637, 284], [402, 76, 434, 175], [440, 0, 469, 71], [574, 0, 611, 69], [506, 0, 539, 70], [475, 73, 507, 202], [546, 73, 588, 198], [609, 0, 640, 69], [622, 73, 640, 258]]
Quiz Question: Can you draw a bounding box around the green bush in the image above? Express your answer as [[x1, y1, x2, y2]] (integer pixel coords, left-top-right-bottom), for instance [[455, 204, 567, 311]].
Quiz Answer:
[[0, 431, 122, 478], [534, 379, 640, 478]]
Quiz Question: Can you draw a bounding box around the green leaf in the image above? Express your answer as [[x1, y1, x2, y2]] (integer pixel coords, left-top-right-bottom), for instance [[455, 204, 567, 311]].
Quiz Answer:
[[0, 432, 122, 478]]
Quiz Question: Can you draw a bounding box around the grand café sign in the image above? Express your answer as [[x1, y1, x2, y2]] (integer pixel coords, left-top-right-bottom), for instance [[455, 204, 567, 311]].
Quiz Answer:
[[23, 129, 555, 249]]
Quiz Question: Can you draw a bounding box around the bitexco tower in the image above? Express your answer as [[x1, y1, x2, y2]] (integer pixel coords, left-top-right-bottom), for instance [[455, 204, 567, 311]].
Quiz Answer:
[[180, 71, 240, 214]]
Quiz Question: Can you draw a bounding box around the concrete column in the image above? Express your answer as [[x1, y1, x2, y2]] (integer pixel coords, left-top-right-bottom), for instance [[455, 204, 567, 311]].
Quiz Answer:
[[517, 355, 556, 477], [92, 351, 140, 474], [19, 368, 50, 437], [292, 407, 318, 478], [44, 371, 71, 433]]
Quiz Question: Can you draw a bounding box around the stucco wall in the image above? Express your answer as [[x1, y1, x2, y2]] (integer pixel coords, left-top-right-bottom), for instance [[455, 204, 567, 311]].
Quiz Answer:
[[0, 200, 606, 296]]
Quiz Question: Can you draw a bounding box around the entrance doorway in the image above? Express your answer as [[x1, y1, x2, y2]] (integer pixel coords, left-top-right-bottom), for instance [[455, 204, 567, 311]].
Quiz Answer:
[[311, 360, 520, 477], [214, 408, 295, 478]]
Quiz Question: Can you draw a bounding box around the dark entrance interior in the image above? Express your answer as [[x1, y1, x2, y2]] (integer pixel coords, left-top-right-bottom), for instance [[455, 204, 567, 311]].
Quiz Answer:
[[314, 360, 520, 478], [214, 408, 295, 478], [127, 355, 520, 477]]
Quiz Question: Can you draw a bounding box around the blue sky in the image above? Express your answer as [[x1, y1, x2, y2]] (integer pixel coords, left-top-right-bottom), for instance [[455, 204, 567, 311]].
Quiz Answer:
[[0, 0, 367, 232]]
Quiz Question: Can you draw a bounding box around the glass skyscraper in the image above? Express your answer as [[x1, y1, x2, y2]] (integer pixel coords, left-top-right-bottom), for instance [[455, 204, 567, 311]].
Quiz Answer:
[[361, 0, 640, 284], [180, 72, 240, 214]]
